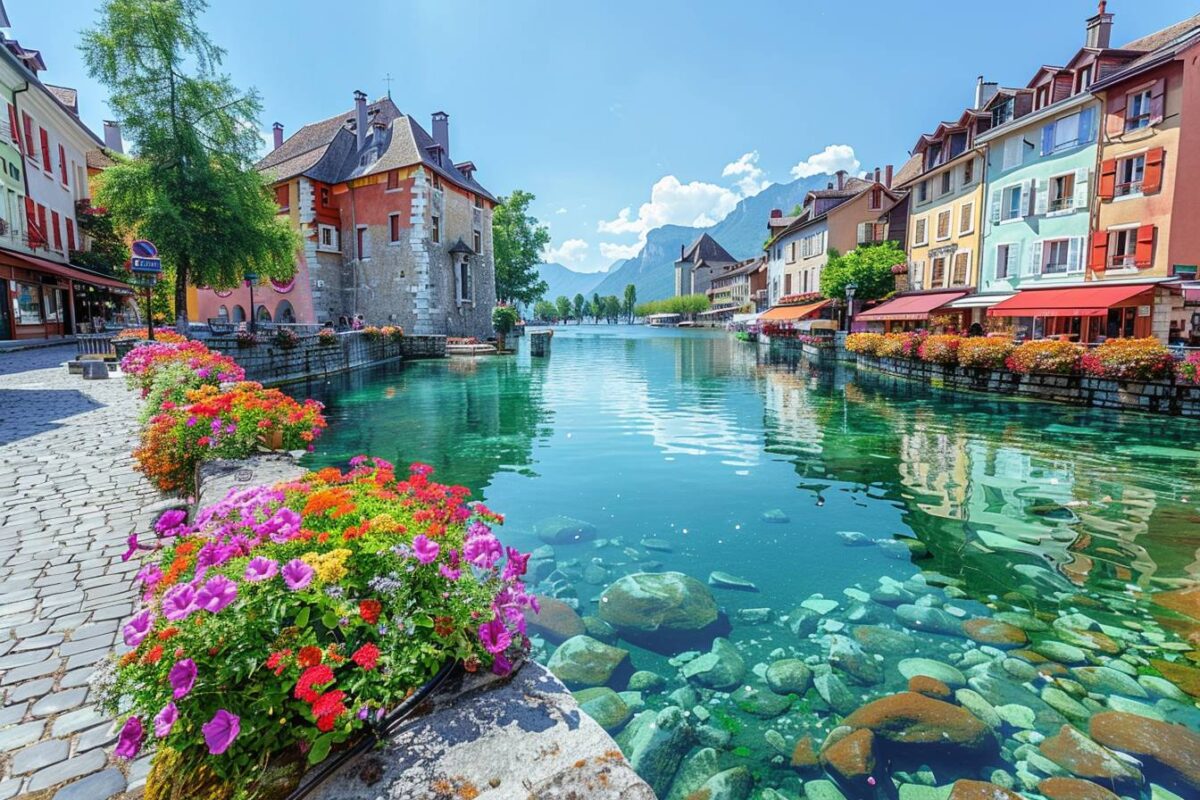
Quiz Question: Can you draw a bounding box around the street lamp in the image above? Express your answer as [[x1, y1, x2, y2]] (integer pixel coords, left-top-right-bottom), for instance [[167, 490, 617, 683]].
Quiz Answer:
[[244, 271, 259, 333], [845, 282, 858, 332]]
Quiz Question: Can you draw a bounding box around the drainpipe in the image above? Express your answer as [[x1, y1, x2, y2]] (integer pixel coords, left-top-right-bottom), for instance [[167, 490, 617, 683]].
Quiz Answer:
[[349, 183, 359, 317]]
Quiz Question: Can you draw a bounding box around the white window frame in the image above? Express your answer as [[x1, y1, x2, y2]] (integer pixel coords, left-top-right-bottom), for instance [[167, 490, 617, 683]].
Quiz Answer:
[[912, 216, 928, 247], [1115, 153, 1146, 199], [930, 255, 948, 288], [1000, 183, 1024, 222], [1002, 135, 1023, 171], [950, 248, 972, 286], [456, 256, 474, 305], [935, 209, 952, 241], [317, 224, 339, 252], [958, 201, 975, 235], [1126, 88, 1153, 131], [1047, 172, 1076, 214], [1107, 224, 1140, 271]]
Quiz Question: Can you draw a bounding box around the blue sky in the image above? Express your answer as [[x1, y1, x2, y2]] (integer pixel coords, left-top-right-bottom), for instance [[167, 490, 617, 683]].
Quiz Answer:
[[16, 0, 1200, 272]]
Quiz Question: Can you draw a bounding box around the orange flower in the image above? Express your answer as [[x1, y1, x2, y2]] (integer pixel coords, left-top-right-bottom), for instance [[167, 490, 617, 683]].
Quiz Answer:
[[297, 646, 323, 668], [142, 644, 164, 665]]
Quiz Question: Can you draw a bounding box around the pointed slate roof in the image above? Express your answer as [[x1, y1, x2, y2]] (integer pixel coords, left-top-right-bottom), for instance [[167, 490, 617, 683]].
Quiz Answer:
[[679, 233, 737, 266]]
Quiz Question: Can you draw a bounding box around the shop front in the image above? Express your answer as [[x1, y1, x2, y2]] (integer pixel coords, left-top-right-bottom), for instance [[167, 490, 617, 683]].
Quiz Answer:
[[0, 249, 134, 341], [985, 282, 1168, 343], [853, 290, 968, 332]]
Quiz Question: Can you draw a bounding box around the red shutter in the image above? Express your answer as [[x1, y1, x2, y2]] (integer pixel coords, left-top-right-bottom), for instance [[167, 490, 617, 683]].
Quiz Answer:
[[1098, 159, 1117, 201], [58, 144, 67, 184], [1106, 91, 1128, 138], [51, 211, 62, 251], [24, 197, 41, 246], [1149, 78, 1166, 126], [1090, 231, 1109, 270], [1135, 224, 1155, 268], [1142, 147, 1165, 194], [21, 112, 33, 156], [7, 104, 18, 146], [39, 128, 51, 171], [66, 219, 76, 252]]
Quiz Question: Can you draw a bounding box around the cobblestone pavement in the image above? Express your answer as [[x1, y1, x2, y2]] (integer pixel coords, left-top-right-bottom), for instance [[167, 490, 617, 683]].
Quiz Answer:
[[0, 346, 158, 798]]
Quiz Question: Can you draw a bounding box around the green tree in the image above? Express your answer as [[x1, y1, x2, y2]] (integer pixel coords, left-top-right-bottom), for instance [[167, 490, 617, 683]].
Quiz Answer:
[[555, 295, 572, 324], [572, 293, 585, 324], [603, 295, 621, 323], [491, 305, 519, 351], [623, 284, 637, 323], [592, 292, 603, 324], [81, 0, 298, 327], [533, 299, 555, 322], [71, 192, 129, 276], [819, 241, 904, 302], [581, 300, 594, 322], [493, 189, 550, 305]]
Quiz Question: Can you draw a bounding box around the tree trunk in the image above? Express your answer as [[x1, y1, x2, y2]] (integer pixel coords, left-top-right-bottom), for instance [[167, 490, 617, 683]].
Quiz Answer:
[[174, 254, 190, 331]]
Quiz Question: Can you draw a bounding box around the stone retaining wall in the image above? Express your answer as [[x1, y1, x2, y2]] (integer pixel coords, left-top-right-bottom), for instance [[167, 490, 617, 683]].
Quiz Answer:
[[856, 354, 1200, 417], [207, 332, 445, 386], [766, 338, 835, 367]]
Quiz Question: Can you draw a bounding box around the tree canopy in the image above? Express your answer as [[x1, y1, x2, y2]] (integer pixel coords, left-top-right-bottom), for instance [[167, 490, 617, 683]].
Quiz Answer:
[[493, 189, 550, 305], [81, 0, 297, 325], [819, 241, 905, 302], [634, 294, 711, 318], [623, 284, 637, 323]]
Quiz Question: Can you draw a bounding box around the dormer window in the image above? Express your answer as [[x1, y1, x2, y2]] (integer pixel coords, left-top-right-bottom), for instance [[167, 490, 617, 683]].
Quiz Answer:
[[992, 98, 1015, 127], [431, 172, 442, 191], [1077, 66, 1093, 94], [1035, 85, 1050, 110]]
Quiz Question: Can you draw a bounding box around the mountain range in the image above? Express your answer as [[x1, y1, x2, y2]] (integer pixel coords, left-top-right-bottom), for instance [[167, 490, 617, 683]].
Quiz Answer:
[[536, 174, 836, 303], [534, 262, 610, 303]]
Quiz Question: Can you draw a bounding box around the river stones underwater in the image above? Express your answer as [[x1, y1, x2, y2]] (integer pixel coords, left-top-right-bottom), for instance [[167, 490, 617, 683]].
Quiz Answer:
[[534, 515, 598, 544], [598, 572, 719, 633], [546, 635, 630, 687]]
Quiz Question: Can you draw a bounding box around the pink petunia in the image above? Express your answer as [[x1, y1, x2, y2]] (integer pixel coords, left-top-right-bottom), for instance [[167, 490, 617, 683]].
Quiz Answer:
[[478, 616, 512, 655], [122, 610, 154, 648], [115, 716, 143, 759], [168, 658, 197, 700], [282, 559, 314, 591], [201, 709, 241, 755], [411, 535, 440, 564], [195, 575, 238, 613], [154, 702, 178, 738]]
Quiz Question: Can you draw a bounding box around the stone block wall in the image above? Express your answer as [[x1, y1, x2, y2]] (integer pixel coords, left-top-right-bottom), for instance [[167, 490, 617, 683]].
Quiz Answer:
[[399, 335, 447, 359], [856, 354, 1200, 418]]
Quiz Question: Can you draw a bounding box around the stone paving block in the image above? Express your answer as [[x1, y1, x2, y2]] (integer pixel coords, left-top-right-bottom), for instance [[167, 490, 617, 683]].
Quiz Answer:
[[58, 667, 95, 689], [52, 767, 127, 800], [0, 720, 43, 751], [0, 700, 26, 726], [50, 705, 105, 737], [27, 747, 108, 792], [60, 633, 115, 657], [10, 737, 69, 774], [75, 721, 115, 752], [8, 677, 54, 703], [1, 656, 61, 683], [0, 779, 20, 800], [31, 688, 88, 717], [65, 648, 111, 671]]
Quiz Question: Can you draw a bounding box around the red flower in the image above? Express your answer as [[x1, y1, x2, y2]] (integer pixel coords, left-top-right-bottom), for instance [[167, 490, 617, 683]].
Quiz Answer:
[[359, 599, 382, 625], [266, 650, 292, 676], [351, 643, 379, 671], [297, 646, 323, 668], [141, 644, 164, 665], [294, 664, 334, 702], [311, 689, 346, 718]]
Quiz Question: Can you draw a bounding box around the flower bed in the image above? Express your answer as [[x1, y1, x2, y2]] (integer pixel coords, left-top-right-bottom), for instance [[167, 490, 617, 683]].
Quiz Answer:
[[1005, 340, 1083, 375], [845, 332, 884, 356], [1179, 352, 1200, 385], [1080, 337, 1174, 381], [957, 337, 1015, 369], [115, 328, 187, 344], [917, 334, 960, 366], [101, 459, 533, 795], [877, 331, 925, 359], [121, 341, 245, 397], [316, 328, 338, 347], [272, 328, 300, 351]]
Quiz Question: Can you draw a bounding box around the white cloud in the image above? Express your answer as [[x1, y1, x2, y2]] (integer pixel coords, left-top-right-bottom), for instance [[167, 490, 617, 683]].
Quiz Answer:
[[597, 175, 741, 241], [544, 238, 590, 267], [722, 151, 770, 197], [555, 207, 567, 215], [599, 241, 643, 261], [789, 144, 861, 179]]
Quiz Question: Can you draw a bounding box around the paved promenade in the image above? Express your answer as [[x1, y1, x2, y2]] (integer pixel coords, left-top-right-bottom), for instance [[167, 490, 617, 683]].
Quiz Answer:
[[0, 346, 157, 799]]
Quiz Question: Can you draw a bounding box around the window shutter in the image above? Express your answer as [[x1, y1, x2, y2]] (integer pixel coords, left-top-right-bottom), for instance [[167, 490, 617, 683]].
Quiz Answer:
[[66, 219, 75, 252], [1026, 241, 1043, 276], [7, 104, 17, 146], [1022, 179, 1034, 217], [1098, 159, 1117, 201], [39, 128, 50, 171], [1106, 91, 1128, 138], [21, 113, 33, 156], [59, 144, 67, 184], [1135, 224, 1155, 267], [1041, 124, 1055, 156], [1077, 106, 1096, 145], [24, 197, 40, 244], [990, 192, 1001, 225], [1090, 231, 1109, 270], [1067, 237, 1083, 273], [1149, 78, 1166, 126], [1073, 167, 1090, 211], [1142, 147, 1165, 194], [1007, 240, 1022, 277], [1035, 178, 1049, 215]]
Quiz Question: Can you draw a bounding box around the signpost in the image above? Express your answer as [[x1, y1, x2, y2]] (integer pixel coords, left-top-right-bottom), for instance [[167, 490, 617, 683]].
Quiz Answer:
[[129, 240, 162, 341], [244, 271, 259, 334]]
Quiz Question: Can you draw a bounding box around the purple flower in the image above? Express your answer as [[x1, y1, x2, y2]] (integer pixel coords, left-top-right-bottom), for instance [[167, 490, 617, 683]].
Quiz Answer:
[[154, 702, 178, 738], [282, 559, 314, 591], [135, 564, 163, 589], [201, 709, 241, 755], [115, 716, 143, 759], [122, 609, 154, 648], [464, 533, 503, 570], [169, 658, 197, 699], [492, 652, 513, 676], [261, 507, 302, 543], [467, 520, 491, 539], [186, 416, 198, 427], [161, 584, 197, 621], [411, 535, 440, 565], [502, 547, 530, 582], [478, 616, 512, 655], [121, 532, 148, 562], [196, 575, 238, 613], [244, 556, 278, 582]]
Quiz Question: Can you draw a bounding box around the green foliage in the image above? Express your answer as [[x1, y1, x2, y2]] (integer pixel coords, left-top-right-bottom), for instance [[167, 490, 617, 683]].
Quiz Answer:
[[623, 283, 637, 323], [819, 241, 904, 302], [493, 189, 550, 305], [592, 292, 602, 324], [572, 293, 585, 324], [81, 0, 298, 324], [602, 295, 621, 323], [554, 295, 572, 323], [532, 299, 556, 321], [71, 196, 130, 275], [634, 294, 711, 318], [491, 305, 520, 335]]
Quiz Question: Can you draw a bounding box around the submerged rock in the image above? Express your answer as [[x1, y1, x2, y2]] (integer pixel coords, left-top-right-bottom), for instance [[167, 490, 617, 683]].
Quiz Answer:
[[963, 618, 1028, 648], [761, 508, 790, 524], [814, 671, 858, 716], [837, 530, 873, 547], [732, 681, 793, 718], [619, 706, 694, 798], [853, 624, 916, 655], [528, 596, 586, 644], [1039, 724, 1143, 789], [681, 638, 745, 691], [898, 658, 966, 689], [765, 658, 813, 695], [582, 615, 619, 643], [639, 537, 674, 552], [734, 607, 774, 624], [948, 779, 1022, 800], [599, 572, 718, 633], [1090, 711, 1200, 793], [791, 735, 820, 770], [829, 634, 883, 685], [693, 767, 752, 800], [896, 604, 964, 636], [665, 747, 720, 800], [627, 671, 666, 692], [1071, 666, 1149, 698], [708, 571, 759, 592], [908, 675, 953, 701], [820, 727, 876, 785], [546, 635, 630, 688], [1033, 640, 1089, 665], [1038, 776, 1121, 800], [536, 515, 598, 544], [573, 687, 632, 732], [841, 692, 995, 754]]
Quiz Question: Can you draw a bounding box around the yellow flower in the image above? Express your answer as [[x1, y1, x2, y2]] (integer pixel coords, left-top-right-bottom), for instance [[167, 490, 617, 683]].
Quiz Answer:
[[303, 548, 353, 583]]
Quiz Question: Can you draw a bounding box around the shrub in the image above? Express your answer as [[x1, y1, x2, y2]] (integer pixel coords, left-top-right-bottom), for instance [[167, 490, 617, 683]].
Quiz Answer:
[[1005, 340, 1083, 375], [845, 332, 884, 355], [958, 337, 1015, 369], [121, 341, 244, 397], [1178, 351, 1200, 385], [361, 326, 383, 342], [100, 460, 532, 791], [316, 328, 338, 347], [272, 328, 299, 351], [380, 325, 405, 343], [115, 328, 187, 343], [918, 334, 962, 365], [877, 331, 925, 359], [134, 382, 326, 492], [1081, 337, 1175, 381], [235, 331, 258, 349]]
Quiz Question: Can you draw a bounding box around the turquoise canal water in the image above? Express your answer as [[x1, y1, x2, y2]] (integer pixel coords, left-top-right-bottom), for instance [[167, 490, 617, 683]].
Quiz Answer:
[[300, 327, 1200, 799]]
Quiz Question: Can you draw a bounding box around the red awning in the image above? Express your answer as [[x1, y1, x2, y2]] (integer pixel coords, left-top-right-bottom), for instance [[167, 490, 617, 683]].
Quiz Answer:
[[0, 249, 134, 293], [987, 284, 1155, 317], [855, 291, 968, 321], [759, 299, 830, 322]]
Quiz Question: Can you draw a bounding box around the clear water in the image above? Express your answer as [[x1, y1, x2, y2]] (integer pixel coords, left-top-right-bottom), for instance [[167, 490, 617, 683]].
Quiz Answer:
[[300, 327, 1200, 797]]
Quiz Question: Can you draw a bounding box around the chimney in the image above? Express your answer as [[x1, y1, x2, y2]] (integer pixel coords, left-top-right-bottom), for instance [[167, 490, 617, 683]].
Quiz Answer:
[[272, 122, 283, 151], [884, 164, 894, 188], [836, 170, 846, 190], [353, 90, 367, 151], [102, 120, 123, 153], [432, 111, 449, 159], [1086, 1, 1113, 49], [974, 75, 999, 109], [873, 167, 881, 183], [769, 208, 783, 219]]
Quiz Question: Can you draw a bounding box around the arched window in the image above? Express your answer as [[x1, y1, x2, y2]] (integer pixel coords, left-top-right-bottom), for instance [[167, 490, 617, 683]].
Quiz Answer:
[[231, 305, 246, 322], [256, 305, 272, 322], [217, 305, 229, 320], [276, 300, 295, 323]]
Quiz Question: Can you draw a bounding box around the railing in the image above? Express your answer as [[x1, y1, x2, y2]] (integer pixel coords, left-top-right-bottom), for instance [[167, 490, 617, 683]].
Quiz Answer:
[[1114, 181, 1143, 198], [1048, 196, 1074, 212], [1108, 254, 1137, 269]]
